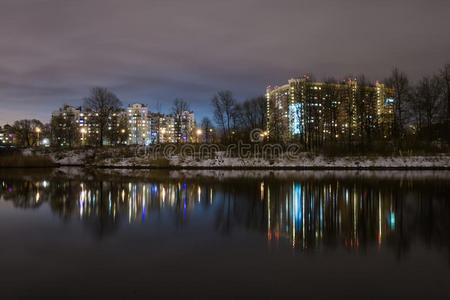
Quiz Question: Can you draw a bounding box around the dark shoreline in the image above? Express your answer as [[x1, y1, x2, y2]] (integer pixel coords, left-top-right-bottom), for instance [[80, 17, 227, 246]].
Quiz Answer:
[[2, 164, 450, 170]]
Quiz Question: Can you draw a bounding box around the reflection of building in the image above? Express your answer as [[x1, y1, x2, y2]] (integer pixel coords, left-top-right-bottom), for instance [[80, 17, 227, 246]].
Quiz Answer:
[[76, 181, 214, 225], [262, 181, 399, 250], [266, 77, 395, 142], [2, 174, 450, 255]]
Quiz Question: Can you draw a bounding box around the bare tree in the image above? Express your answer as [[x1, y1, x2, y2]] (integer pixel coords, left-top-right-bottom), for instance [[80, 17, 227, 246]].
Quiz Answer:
[[212, 90, 236, 143], [441, 64, 450, 142], [409, 88, 424, 135], [171, 98, 190, 143], [50, 107, 79, 147], [385, 68, 410, 139], [200, 117, 214, 143], [105, 112, 128, 145], [12, 119, 43, 147], [415, 76, 443, 139], [83, 87, 122, 146], [240, 96, 266, 130]]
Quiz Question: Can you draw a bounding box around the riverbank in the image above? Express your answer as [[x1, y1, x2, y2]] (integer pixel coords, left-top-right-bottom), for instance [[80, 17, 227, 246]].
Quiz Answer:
[[1, 148, 449, 169]]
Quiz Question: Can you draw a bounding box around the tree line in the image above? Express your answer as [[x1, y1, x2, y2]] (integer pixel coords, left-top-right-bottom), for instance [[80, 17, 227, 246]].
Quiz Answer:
[[1, 63, 449, 154]]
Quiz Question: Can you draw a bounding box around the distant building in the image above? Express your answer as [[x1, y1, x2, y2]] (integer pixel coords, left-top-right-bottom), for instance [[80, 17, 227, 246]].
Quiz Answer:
[[174, 111, 196, 143], [266, 77, 395, 143], [159, 115, 176, 143], [51, 105, 82, 147], [148, 112, 163, 144], [50, 102, 197, 146], [149, 111, 195, 144], [51, 104, 128, 147], [0, 126, 14, 146], [127, 103, 150, 145]]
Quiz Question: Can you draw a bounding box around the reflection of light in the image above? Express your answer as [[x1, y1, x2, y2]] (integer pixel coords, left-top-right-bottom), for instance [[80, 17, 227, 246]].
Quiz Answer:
[[35, 191, 40, 203], [293, 183, 302, 225], [79, 183, 86, 217], [389, 212, 396, 230], [378, 198, 382, 246], [260, 182, 264, 201], [267, 186, 271, 241], [42, 180, 49, 188], [161, 186, 166, 203], [292, 183, 302, 248]]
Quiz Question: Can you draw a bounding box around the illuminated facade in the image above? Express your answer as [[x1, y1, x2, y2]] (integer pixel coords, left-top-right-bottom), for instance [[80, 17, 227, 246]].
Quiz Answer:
[[50, 103, 197, 146], [51, 105, 128, 146], [51, 105, 82, 147], [174, 111, 196, 143], [127, 103, 150, 145], [149, 111, 195, 144], [266, 77, 395, 143], [0, 126, 14, 145], [158, 115, 175, 143]]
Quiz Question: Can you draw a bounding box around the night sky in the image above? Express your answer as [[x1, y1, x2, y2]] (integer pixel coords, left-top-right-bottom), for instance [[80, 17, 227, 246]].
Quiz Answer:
[[1, 0, 449, 125]]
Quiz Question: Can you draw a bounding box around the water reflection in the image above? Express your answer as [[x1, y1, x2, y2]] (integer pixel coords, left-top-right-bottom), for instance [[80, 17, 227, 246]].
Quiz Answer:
[[1, 172, 449, 257]]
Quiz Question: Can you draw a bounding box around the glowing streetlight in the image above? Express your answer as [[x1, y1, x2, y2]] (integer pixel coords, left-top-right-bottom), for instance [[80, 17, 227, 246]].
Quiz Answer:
[[35, 127, 41, 146], [80, 127, 87, 145], [196, 128, 202, 143], [42, 138, 50, 147], [259, 131, 268, 141]]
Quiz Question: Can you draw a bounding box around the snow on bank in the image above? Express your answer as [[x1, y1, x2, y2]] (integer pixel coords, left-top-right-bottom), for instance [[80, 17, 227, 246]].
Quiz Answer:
[[36, 148, 450, 169], [49, 149, 93, 165], [168, 153, 450, 169]]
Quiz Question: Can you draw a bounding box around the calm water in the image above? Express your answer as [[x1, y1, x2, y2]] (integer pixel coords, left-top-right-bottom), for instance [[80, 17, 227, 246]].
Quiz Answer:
[[1, 169, 450, 299]]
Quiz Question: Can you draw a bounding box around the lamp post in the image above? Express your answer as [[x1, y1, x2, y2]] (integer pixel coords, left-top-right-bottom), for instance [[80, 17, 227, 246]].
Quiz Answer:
[[120, 129, 126, 144], [80, 128, 87, 146], [161, 127, 166, 143], [35, 127, 41, 146], [196, 128, 202, 143]]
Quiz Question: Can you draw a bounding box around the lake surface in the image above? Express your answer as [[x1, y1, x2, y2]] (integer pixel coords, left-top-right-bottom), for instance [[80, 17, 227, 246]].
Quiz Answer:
[[1, 168, 450, 299]]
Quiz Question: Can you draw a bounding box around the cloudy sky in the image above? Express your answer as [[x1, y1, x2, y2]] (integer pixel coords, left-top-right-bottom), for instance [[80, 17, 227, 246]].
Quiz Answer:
[[0, 0, 449, 125]]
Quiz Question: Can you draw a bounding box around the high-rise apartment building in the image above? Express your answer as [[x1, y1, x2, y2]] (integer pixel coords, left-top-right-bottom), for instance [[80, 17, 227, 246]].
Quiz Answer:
[[0, 126, 14, 146], [174, 111, 195, 143], [50, 103, 196, 146], [127, 103, 150, 145], [266, 77, 395, 144]]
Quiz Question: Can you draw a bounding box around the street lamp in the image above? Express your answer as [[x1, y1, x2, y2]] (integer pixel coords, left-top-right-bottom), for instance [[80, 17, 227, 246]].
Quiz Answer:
[[35, 127, 41, 146], [196, 128, 202, 143], [80, 128, 87, 146]]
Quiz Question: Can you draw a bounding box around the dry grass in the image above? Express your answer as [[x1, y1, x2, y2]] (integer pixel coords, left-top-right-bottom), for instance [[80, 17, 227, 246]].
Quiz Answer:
[[0, 154, 57, 168]]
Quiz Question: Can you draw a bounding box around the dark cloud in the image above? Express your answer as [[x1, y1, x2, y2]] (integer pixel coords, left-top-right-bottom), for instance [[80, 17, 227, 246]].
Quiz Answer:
[[1, 0, 449, 124]]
